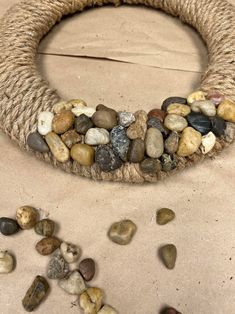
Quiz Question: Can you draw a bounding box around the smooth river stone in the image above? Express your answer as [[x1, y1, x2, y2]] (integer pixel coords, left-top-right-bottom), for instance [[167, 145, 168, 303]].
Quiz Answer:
[[217, 99, 235, 122], [108, 220, 137, 245], [164, 132, 179, 154], [177, 127, 202, 157], [61, 130, 81, 148], [193, 100, 216, 117], [47, 250, 69, 279], [164, 114, 188, 132], [127, 139, 145, 163], [27, 132, 49, 153], [161, 154, 177, 172], [96, 104, 117, 116], [0, 251, 14, 273], [145, 128, 164, 158], [80, 288, 103, 314], [75, 114, 94, 134], [187, 112, 212, 135], [118, 111, 135, 127], [60, 242, 81, 263], [167, 103, 191, 117], [59, 270, 86, 295], [207, 90, 225, 106], [200, 132, 216, 154], [140, 158, 162, 174], [159, 244, 177, 269], [45, 132, 70, 163], [210, 116, 226, 137], [71, 143, 95, 166], [52, 101, 73, 114], [22, 276, 49, 312], [110, 125, 130, 161], [157, 208, 175, 225], [37, 111, 54, 136], [224, 122, 235, 143], [72, 106, 96, 118], [34, 219, 55, 237], [85, 128, 110, 145], [36, 237, 61, 256], [147, 109, 167, 122], [187, 91, 206, 104], [98, 305, 118, 314], [161, 97, 187, 111], [92, 110, 117, 130], [52, 110, 75, 134], [95, 145, 123, 172], [147, 117, 169, 138], [126, 110, 147, 140], [16, 206, 38, 230], [79, 258, 96, 281], [0, 218, 20, 236]]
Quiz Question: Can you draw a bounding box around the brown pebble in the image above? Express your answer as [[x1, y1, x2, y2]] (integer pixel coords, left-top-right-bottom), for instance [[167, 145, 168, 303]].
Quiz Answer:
[[61, 130, 81, 148], [127, 139, 145, 163], [157, 208, 175, 225], [52, 110, 75, 134], [79, 258, 96, 281], [96, 104, 117, 116], [159, 244, 177, 270], [71, 143, 95, 166], [92, 110, 117, 130], [36, 237, 61, 256], [148, 109, 167, 122]]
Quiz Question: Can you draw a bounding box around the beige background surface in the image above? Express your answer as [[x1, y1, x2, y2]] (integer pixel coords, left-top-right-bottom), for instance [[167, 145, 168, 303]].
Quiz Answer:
[[0, 1, 235, 314]]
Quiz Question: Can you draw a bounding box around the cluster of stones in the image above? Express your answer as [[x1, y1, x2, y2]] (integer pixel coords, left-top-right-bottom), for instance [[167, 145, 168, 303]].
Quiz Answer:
[[27, 91, 235, 176], [0, 206, 117, 313]]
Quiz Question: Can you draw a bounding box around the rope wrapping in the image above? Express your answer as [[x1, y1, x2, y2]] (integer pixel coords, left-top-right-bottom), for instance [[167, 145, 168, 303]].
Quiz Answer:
[[0, 0, 234, 183]]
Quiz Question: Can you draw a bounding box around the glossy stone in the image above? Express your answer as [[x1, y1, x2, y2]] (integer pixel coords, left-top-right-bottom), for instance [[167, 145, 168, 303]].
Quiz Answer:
[[157, 208, 175, 225], [110, 125, 130, 161], [224, 122, 235, 143], [0, 218, 20, 236], [60, 242, 81, 263], [52, 110, 75, 134], [34, 219, 55, 237], [217, 99, 235, 122], [161, 97, 187, 111], [16, 206, 38, 230], [177, 127, 202, 157], [75, 114, 94, 135], [95, 145, 123, 172], [164, 114, 188, 132], [47, 250, 69, 279], [85, 128, 110, 145], [45, 132, 70, 163], [161, 154, 177, 172], [36, 237, 61, 256], [147, 117, 169, 138], [140, 158, 162, 174], [148, 109, 167, 122], [118, 111, 135, 127], [59, 270, 86, 295], [98, 305, 118, 314], [61, 130, 81, 148], [37, 111, 54, 136], [22, 276, 49, 312], [71, 144, 95, 166], [92, 110, 117, 130], [159, 244, 177, 269], [72, 106, 96, 118], [210, 116, 226, 137], [79, 258, 96, 281], [27, 132, 49, 153], [127, 139, 145, 163], [167, 103, 191, 117], [145, 128, 164, 158], [201, 132, 216, 154], [187, 91, 206, 105], [126, 110, 147, 140], [80, 288, 103, 314], [108, 220, 137, 245], [164, 132, 179, 154], [0, 251, 14, 273], [187, 112, 212, 135]]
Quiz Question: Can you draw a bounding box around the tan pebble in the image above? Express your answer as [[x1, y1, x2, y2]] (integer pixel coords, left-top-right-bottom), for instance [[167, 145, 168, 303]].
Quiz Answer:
[[52, 111, 75, 134], [0, 251, 14, 273], [16, 206, 38, 229], [187, 91, 206, 105], [98, 305, 118, 314], [45, 132, 70, 163], [61, 130, 81, 148], [145, 128, 164, 158], [68, 99, 87, 107], [164, 114, 188, 132], [36, 237, 61, 255], [72, 106, 96, 118], [52, 101, 73, 114], [92, 110, 117, 130], [160, 244, 177, 269], [191, 100, 216, 116], [200, 132, 216, 154], [217, 99, 235, 123], [126, 110, 147, 140], [80, 287, 103, 314], [167, 103, 191, 117], [71, 144, 95, 166], [108, 220, 137, 245], [177, 127, 202, 157]]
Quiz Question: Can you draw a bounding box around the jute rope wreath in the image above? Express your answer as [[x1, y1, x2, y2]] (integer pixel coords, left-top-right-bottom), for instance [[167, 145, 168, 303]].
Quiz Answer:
[[0, 0, 235, 183]]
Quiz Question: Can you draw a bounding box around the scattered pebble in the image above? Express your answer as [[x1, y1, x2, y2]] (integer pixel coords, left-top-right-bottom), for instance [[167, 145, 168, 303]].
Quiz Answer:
[[148, 109, 167, 122], [61, 130, 81, 148], [118, 111, 135, 127], [177, 127, 202, 157], [187, 91, 206, 104], [71, 143, 95, 166], [127, 139, 145, 163], [60, 242, 81, 263], [37, 111, 54, 136], [52, 110, 75, 134], [187, 112, 212, 135], [126, 110, 147, 140], [167, 103, 191, 117], [164, 132, 179, 154], [59, 270, 86, 295], [92, 110, 117, 130], [108, 220, 137, 245], [27, 132, 49, 153], [75, 114, 94, 134], [164, 114, 188, 132], [200, 132, 216, 154], [161, 97, 187, 111], [95, 145, 123, 172], [0, 251, 14, 273], [98, 305, 118, 314], [80, 287, 103, 314], [45, 132, 70, 163], [85, 128, 110, 145], [110, 125, 130, 161], [140, 158, 162, 174], [47, 250, 69, 279], [34, 219, 55, 237], [0, 217, 20, 236], [145, 128, 164, 158], [157, 208, 175, 225], [159, 244, 177, 269], [78, 258, 96, 282], [16, 206, 38, 230], [36, 236, 61, 256], [217, 99, 235, 122]]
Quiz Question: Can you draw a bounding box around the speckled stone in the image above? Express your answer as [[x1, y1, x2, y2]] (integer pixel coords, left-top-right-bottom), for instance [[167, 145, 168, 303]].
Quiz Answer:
[[164, 114, 188, 132], [59, 270, 86, 295], [61, 130, 81, 148], [75, 114, 94, 135], [45, 132, 70, 163], [95, 145, 123, 172], [79, 258, 96, 281], [164, 132, 179, 154], [52, 110, 75, 134], [0, 251, 14, 273], [126, 110, 147, 140], [217, 99, 235, 123], [140, 158, 162, 174], [161, 97, 187, 111], [118, 111, 135, 127], [34, 219, 55, 237], [147, 117, 169, 138], [147, 109, 167, 122], [127, 139, 145, 163], [71, 144, 95, 166], [187, 112, 212, 135], [108, 220, 137, 245], [92, 110, 117, 130], [80, 288, 103, 314], [27, 132, 49, 153], [47, 250, 69, 279], [159, 244, 177, 269], [0, 218, 20, 236], [210, 116, 226, 137], [161, 154, 177, 172], [36, 237, 61, 256], [110, 126, 130, 161], [16, 206, 38, 230], [145, 128, 164, 158], [157, 208, 175, 225]]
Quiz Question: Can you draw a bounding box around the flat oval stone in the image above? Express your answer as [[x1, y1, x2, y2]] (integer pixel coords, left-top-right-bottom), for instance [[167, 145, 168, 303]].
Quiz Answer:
[[108, 219, 137, 245], [72, 106, 96, 118], [118, 111, 135, 127], [147, 117, 169, 138], [45, 132, 70, 163], [210, 116, 226, 137], [164, 114, 188, 132], [47, 250, 69, 279], [0, 217, 20, 236], [59, 270, 86, 295], [61, 130, 81, 148], [164, 132, 179, 154], [85, 128, 110, 145], [157, 208, 175, 225], [200, 131, 216, 154], [79, 258, 96, 281], [207, 90, 225, 106], [95, 145, 123, 172], [110, 126, 130, 161], [187, 91, 206, 104], [159, 244, 177, 269], [36, 237, 61, 256], [37, 111, 54, 136], [92, 110, 117, 130], [27, 132, 49, 153], [217, 99, 235, 122], [0, 251, 14, 273], [22, 276, 49, 312], [126, 110, 147, 140], [187, 112, 212, 135], [140, 158, 162, 174], [177, 127, 202, 157], [145, 128, 164, 158], [161, 97, 187, 111], [167, 103, 191, 117], [98, 305, 118, 314], [16, 206, 38, 230], [52, 110, 75, 134], [34, 219, 55, 237], [161, 154, 177, 172], [60, 242, 81, 263], [80, 287, 103, 314], [148, 109, 167, 122], [75, 114, 94, 134], [71, 144, 95, 166], [127, 139, 145, 163]]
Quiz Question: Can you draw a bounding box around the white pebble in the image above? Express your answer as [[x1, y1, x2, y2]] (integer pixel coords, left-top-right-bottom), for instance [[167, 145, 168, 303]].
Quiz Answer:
[[0, 251, 14, 274], [72, 107, 96, 118], [200, 132, 216, 154], [60, 242, 81, 263], [38, 111, 54, 135], [85, 128, 110, 145]]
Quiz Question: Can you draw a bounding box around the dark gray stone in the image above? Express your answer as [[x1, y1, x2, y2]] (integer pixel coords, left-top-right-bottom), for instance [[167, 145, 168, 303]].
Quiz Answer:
[[187, 112, 212, 135], [0, 217, 20, 236], [110, 126, 130, 161], [95, 145, 123, 172], [27, 132, 49, 153], [210, 116, 226, 137]]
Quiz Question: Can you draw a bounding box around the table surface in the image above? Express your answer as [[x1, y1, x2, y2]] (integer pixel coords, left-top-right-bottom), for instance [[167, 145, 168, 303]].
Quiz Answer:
[[0, 1, 235, 314]]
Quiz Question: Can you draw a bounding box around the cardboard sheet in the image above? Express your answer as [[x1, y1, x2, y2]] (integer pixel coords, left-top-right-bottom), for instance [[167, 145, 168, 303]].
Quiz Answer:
[[0, 1, 235, 314]]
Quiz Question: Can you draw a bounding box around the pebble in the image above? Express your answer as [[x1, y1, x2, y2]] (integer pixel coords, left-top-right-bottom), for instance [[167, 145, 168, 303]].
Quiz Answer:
[[22, 276, 49, 312], [191, 100, 216, 117], [210, 116, 226, 137], [167, 103, 191, 117], [96, 104, 117, 116], [110, 126, 130, 161], [16, 206, 38, 230], [187, 112, 212, 135], [159, 244, 177, 269], [75, 114, 94, 134], [217, 99, 235, 122], [187, 91, 206, 105], [34, 219, 55, 237], [161, 154, 177, 172], [61, 129, 81, 148], [80, 287, 103, 314], [177, 127, 202, 157], [45, 132, 70, 163], [36, 236, 61, 256], [224, 122, 235, 143], [127, 139, 145, 163], [72, 106, 96, 118], [200, 132, 216, 154], [161, 97, 187, 111], [207, 90, 225, 106], [59, 270, 86, 295], [60, 242, 81, 263], [37, 111, 54, 136], [118, 111, 135, 127], [27, 132, 50, 153], [126, 110, 147, 140], [147, 109, 167, 122], [52, 110, 75, 134], [164, 114, 188, 132], [47, 250, 69, 279], [140, 158, 162, 174], [52, 101, 73, 114], [164, 132, 179, 154], [85, 128, 110, 145], [71, 143, 95, 166], [98, 305, 118, 314], [95, 145, 123, 172], [79, 258, 96, 281], [92, 110, 117, 130], [162, 308, 182, 314], [145, 128, 164, 158], [147, 117, 169, 138], [0, 251, 14, 273], [68, 99, 87, 107], [108, 219, 137, 245], [0, 218, 20, 236], [157, 208, 175, 225]]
